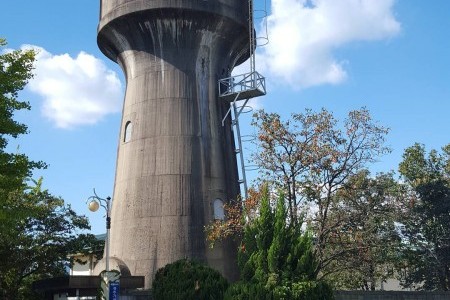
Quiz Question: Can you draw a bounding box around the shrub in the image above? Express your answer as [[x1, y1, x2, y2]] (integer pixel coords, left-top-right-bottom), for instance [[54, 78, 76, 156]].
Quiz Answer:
[[152, 259, 228, 300], [290, 281, 335, 300], [224, 280, 334, 300], [223, 281, 269, 300]]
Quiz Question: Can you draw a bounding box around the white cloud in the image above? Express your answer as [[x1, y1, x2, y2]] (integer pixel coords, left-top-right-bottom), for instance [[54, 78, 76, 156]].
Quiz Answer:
[[254, 0, 401, 89], [24, 46, 123, 129]]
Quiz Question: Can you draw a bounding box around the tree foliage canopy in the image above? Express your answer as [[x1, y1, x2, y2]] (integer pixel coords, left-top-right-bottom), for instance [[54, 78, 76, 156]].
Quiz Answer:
[[208, 108, 397, 289], [0, 179, 101, 300], [0, 39, 101, 300], [398, 143, 450, 291], [251, 108, 390, 226], [324, 170, 405, 290], [207, 105, 449, 291], [0, 39, 45, 200], [251, 108, 392, 283]]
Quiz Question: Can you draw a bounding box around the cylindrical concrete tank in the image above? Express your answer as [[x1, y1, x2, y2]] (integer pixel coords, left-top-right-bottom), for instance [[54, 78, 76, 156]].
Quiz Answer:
[[97, 0, 250, 288]]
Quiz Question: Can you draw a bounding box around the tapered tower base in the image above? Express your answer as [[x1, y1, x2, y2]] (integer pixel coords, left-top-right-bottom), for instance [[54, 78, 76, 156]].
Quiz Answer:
[[97, 0, 250, 288]]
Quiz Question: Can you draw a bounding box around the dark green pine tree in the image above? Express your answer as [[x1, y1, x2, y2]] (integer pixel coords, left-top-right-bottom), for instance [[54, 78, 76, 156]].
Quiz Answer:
[[227, 185, 334, 300], [267, 191, 289, 284]]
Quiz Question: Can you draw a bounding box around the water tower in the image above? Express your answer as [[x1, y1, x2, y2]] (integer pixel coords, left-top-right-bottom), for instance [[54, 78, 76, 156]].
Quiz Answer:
[[96, 0, 266, 288]]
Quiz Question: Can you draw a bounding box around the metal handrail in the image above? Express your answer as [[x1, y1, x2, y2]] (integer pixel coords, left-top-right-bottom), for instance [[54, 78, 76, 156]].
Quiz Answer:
[[218, 71, 266, 97]]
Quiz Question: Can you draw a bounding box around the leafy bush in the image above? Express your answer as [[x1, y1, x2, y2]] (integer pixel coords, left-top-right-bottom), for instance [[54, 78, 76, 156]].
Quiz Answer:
[[290, 281, 334, 300], [152, 259, 228, 300], [224, 281, 333, 300], [224, 282, 269, 300], [224, 280, 334, 300]]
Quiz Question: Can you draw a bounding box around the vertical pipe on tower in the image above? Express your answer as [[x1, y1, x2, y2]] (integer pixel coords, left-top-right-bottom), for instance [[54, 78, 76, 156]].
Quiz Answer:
[[96, 0, 250, 288]]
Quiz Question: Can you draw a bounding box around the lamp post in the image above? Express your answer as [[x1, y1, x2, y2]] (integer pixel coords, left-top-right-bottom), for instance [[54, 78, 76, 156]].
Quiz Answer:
[[86, 189, 112, 273]]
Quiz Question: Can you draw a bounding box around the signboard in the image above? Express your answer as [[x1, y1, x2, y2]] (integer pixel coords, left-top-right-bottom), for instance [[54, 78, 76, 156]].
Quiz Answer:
[[109, 281, 120, 300]]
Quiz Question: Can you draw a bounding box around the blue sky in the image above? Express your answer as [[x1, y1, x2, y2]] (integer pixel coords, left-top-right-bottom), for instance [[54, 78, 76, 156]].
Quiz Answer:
[[1, 0, 449, 234]]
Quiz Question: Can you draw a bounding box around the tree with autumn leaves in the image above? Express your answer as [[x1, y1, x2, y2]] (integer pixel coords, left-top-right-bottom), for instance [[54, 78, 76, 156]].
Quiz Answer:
[[251, 108, 396, 287], [207, 107, 450, 291], [207, 107, 409, 291]]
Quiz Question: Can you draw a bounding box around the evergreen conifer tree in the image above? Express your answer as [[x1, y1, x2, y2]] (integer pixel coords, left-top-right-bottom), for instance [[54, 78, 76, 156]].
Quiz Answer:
[[226, 185, 334, 300]]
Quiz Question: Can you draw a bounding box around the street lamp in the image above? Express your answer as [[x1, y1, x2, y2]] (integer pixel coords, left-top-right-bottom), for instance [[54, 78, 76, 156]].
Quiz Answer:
[[86, 189, 112, 273]]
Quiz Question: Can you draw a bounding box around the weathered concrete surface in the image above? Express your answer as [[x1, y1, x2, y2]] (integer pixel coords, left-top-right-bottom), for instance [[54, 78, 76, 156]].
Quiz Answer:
[[97, 0, 250, 288]]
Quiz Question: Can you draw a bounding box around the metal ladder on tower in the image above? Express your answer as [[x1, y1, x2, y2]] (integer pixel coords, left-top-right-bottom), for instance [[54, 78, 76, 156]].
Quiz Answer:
[[218, 0, 268, 200]]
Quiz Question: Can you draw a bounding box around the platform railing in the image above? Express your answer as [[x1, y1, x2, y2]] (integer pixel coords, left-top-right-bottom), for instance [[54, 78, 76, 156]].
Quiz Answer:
[[218, 71, 266, 101]]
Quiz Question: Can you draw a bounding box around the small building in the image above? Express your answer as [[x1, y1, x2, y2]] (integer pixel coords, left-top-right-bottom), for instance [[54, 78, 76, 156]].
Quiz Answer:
[[33, 234, 145, 300]]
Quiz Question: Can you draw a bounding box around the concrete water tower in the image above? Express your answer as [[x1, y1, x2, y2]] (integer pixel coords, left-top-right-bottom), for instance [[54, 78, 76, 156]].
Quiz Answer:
[[96, 0, 266, 288]]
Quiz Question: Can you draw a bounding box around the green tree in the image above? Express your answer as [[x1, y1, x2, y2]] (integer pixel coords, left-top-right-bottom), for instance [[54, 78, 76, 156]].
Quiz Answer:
[[0, 39, 101, 299], [0, 179, 100, 300], [324, 170, 404, 290], [398, 143, 450, 291], [0, 38, 45, 218], [226, 185, 334, 300]]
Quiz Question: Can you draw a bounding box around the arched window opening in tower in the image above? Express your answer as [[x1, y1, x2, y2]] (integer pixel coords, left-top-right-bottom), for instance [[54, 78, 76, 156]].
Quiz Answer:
[[213, 199, 225, 220], [124, 121, 132, 143]]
